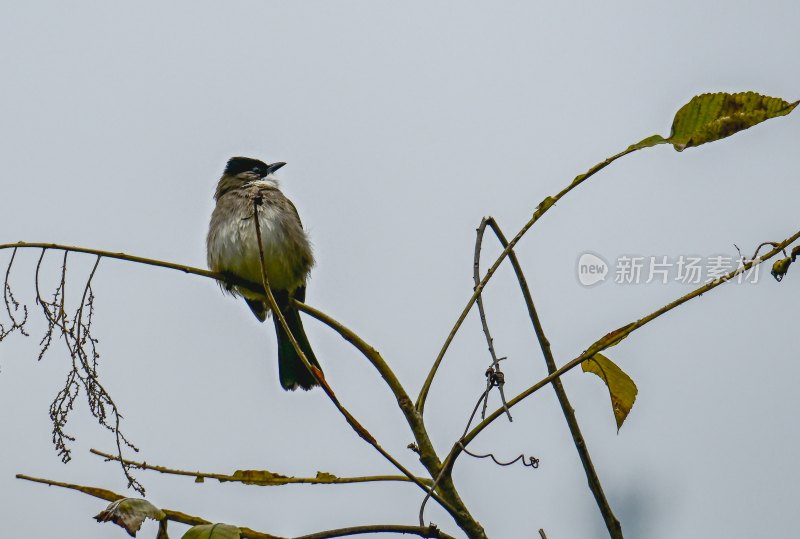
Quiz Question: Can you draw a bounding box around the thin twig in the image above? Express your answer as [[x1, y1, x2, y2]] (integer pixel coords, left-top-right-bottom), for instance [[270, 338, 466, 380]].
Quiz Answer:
[[16, 473, 458, 539], [0, 247, 30, 340], [249, 200, 463, 524], [417, 142, 647, 414], [483, 217, 622, 538], [294, 302, 486, 538], [1, 241, 485, 536], [473, 218, 512, 421], [294, 523, 456, 539], [448, 231, 800, 465], [90, 448, 432, 486], [31, 248, 142, 492]]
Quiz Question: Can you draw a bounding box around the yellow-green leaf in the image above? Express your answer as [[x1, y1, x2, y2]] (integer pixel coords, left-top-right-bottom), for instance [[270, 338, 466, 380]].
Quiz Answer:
[[315, 471, 338, 482], [228, 469, 289, 485], [582, 353, 638, 431], [181, 523, 240, 539], [626, 134, 668, 151], [771, 257, 792, 282], [668, 92, 798, 151]]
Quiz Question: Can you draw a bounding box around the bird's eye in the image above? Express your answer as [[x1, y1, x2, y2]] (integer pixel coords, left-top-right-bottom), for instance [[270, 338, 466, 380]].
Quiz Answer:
[[252, 166, 261, 173]]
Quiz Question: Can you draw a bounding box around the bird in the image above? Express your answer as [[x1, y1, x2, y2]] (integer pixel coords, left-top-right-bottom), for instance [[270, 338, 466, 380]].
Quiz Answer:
[[207, 156, 321, 390]]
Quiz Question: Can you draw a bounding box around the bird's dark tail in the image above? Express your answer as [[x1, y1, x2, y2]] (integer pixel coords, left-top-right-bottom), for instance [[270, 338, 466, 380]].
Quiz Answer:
[[272, 287, 321, 391]]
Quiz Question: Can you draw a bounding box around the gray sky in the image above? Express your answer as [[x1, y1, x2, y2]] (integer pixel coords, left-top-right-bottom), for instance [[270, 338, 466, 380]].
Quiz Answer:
[[1, 2, 798, 538]]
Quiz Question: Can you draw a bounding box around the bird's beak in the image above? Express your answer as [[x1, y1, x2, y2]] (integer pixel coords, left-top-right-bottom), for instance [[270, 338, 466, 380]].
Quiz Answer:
[[267, 162, 287, 174]]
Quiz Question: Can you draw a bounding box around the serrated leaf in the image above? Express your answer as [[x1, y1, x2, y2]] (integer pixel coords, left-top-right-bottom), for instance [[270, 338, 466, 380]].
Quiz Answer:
[[582, 353, 638, 431], [668, 92, 798, 151], [94, 498, 166, 537], [181, 523, 240, 539]]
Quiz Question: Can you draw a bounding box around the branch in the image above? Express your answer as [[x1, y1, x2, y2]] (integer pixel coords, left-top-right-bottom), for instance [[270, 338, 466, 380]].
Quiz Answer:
[[473, 220, 511, 421], [15, 474, 281, 539], [90, 448, 432, 486], [16, 474, 453, 539], [451, 230, 800, 460], [2, 239, 486, 535], [294, 524, 456, 539], [482, 217, 622, 538], [249, 201, 471, 531], [295, 301, 486, 538], [417, 142, 645, 414]]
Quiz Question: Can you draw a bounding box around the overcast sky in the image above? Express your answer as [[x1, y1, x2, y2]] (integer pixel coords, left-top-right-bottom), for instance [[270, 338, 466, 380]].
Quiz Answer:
[[1, 2, 799, 538]]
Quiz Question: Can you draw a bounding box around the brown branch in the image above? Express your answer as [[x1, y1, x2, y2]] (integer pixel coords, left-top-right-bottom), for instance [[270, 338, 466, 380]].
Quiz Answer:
[[295, 301, 486, 538], [450, 230, 800, 462], [249, 200, 475, 534], [16, 473, 456, 539], [473, 219, 512, 421], [89, 448, 432, 486], [417, 142, 646, 414], [482, 217, 622, 538], [29, 248, 142, 493], [2, 240, 483, 534], [294, 524, 456, 539], [0, 247, 29, 340]]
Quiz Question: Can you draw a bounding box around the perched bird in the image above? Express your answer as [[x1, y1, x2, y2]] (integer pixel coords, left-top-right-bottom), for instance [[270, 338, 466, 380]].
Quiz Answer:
[[207, 156, 321, 390]]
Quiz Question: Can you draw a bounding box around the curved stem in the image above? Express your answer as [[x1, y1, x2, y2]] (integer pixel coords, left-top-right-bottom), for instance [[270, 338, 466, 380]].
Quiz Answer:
[[442, 229, 800, 479], [90, 448, 432, 486], [416, 143, 645, 414], [483, 218, 622, 538], [16, 474, 455, 539]]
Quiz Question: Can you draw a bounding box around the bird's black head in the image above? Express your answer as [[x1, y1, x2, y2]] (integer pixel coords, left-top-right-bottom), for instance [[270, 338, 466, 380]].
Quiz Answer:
[[225, 157, 286, 178]]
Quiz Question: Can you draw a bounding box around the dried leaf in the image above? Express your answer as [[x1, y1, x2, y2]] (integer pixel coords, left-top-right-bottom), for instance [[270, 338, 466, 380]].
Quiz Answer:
[[771, 257, 792, 282], [315, 471, 338, 482], [668, 92, 798, 151], [94, 498, 166, 537], [582, 353, 638, 431], [181, 523, 240, 539]]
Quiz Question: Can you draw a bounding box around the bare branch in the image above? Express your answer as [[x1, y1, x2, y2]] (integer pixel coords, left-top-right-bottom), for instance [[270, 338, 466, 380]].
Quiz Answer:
[[0, 247, 29, 341], [473, 218, 512, 421], [482, 217, 622, 538], [90, 448, 432, 486], [417, 142, 645, 415], [294, 524, 456, 539], [454, 230, 800, 459], [15, 474, 458, 539], [30, 249, 143, 493], [249, 200, 470, 530]]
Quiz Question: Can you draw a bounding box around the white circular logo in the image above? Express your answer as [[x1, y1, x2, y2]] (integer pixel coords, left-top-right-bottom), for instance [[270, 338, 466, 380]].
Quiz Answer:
[[577, 252, 608, 286]]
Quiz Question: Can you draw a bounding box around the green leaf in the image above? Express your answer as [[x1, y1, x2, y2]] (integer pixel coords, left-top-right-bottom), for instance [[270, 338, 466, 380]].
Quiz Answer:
[[181, 524, 240, 539], [668, 92, 798, 151], [626, 134, 668, 151], [582, 353, 638, 431], [94, 498, 166, 536]]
